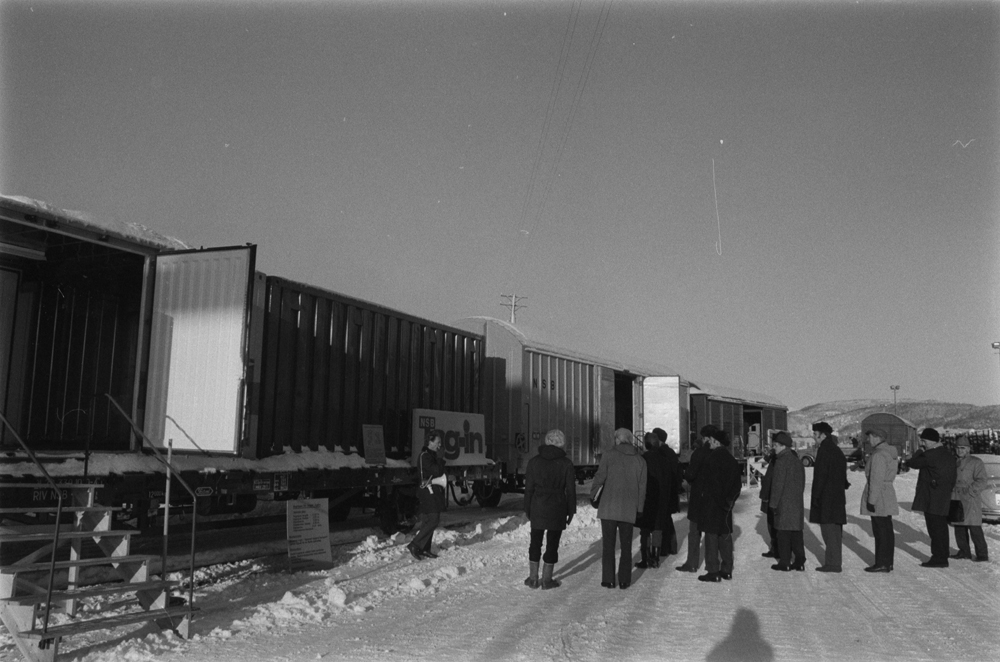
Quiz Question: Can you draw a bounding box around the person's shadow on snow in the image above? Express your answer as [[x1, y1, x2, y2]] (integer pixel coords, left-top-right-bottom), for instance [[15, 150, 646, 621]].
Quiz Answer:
[[705, 608, 774, 662]]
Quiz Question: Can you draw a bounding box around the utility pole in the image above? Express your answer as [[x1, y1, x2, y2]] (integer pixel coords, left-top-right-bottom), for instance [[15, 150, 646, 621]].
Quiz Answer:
[[890, 385, 900, 416], [500, 294, 527, 325]]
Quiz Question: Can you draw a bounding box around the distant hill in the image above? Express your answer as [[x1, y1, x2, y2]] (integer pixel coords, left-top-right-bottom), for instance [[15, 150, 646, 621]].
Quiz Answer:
[[787, 400, 1000, 438]]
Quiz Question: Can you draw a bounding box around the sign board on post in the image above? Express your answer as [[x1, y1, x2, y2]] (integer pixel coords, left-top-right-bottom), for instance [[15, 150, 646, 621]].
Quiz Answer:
[[411, 409, 487, 466], [362, 424, 386, 465], [286, 499, 332, 568]]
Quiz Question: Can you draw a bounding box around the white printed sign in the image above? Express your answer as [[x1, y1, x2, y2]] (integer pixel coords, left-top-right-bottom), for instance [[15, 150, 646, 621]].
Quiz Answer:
[[411, 409, 487, 466], [286, 499, 332, 567]]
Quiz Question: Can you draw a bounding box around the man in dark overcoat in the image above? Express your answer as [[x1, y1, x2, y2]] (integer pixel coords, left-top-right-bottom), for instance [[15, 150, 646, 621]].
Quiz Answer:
[[768, 431, 806, 571], [408, 433, 447, 560], [809, 421, 848, 572], [905, 427, 958, 567], [653, 427, 682, 556], [676, 425, 716, 572], [523, 428, 577, 589], [696, 428, 742, 583], [635, 432, 673, 568]]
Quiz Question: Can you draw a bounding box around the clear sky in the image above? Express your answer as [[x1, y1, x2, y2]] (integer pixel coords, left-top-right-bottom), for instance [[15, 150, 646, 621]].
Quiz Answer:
[[2, 0, 998, 411]]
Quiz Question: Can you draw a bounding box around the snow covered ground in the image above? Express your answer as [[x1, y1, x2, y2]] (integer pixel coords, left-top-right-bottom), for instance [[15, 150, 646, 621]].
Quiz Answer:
[[3, 468, 998, 662]]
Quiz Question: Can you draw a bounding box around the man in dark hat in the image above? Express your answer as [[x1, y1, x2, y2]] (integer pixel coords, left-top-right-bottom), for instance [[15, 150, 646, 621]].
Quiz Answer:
[[768, 431, 806, 571], [696, 428, 742, 583], [676, 425, 716, 572], [905, 427, 958, 568], [809, 421, 848, 572], [652, 427, 681, 556]]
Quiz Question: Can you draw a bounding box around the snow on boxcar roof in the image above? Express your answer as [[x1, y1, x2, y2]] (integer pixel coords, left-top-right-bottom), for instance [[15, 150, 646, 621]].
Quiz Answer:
[[1, 194, 190, 252], [688, 380, 786, 409]]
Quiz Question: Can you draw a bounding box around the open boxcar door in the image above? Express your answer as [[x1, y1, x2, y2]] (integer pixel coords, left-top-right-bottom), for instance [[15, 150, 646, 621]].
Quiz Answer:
[[143, 246, 256, 454]]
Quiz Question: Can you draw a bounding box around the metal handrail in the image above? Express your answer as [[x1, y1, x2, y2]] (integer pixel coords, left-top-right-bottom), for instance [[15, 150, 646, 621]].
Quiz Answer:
[[104, 396, 198, 618], [0, 411, 64, 641]]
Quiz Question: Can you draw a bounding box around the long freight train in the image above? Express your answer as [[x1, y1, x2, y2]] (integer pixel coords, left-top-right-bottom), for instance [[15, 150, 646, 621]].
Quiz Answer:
[[0, 195, 785, 534]]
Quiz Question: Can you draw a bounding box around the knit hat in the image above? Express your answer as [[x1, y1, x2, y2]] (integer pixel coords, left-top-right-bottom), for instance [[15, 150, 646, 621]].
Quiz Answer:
[[919, 428, 940, 442], [711, 428, 732, 447], [653, 427, 668, 443], [955, 436, 971, 448], [865, 427, 887, 440], [812, 422, 833, 436], [700, 424, 718, 438], [772, 431, 793, 447]]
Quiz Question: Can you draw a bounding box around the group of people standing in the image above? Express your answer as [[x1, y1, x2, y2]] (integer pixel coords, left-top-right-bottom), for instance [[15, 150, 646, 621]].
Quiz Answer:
[[758, 422, 991, 575], [415, 421, 991, 587]]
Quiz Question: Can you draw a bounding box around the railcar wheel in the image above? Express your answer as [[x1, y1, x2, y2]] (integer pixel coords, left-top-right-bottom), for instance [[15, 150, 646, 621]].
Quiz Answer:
[[473, 482, 503, 508]]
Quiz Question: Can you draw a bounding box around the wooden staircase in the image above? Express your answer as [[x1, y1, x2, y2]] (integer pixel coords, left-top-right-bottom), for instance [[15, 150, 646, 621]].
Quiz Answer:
[[0, 482, 194, 662]]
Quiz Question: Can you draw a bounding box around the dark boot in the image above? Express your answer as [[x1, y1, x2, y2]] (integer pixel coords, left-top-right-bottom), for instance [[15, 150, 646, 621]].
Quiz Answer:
[[649, 547, 660, 568], [524, 561, 540, 589], [541, 562, 561, 589], [635, 545, 650, 569]]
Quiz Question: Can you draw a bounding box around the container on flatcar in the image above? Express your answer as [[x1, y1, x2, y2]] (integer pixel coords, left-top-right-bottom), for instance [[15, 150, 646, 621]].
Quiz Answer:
[[0, 195, 494, 530]]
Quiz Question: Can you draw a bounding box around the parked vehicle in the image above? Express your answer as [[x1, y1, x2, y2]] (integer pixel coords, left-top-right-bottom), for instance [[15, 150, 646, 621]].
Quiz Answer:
[[975, 454, 1000, 522]]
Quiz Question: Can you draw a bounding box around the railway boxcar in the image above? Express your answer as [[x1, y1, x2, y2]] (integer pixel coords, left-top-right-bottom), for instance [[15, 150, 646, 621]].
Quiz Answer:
[[452, 317, 787, 499], [0, 195, 494, 531]]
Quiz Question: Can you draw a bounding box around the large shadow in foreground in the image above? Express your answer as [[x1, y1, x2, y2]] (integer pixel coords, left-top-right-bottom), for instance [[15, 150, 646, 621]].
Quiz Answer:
[[705, 607, 774, 662]]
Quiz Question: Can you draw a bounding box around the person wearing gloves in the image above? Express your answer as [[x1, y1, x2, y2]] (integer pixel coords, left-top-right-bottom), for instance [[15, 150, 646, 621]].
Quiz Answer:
[[861, 428, 899, 573], [905, 427, 958, 568], [950, 436, 989, 562], [591, 428, 647, 590], [523, 429, 577, 589]]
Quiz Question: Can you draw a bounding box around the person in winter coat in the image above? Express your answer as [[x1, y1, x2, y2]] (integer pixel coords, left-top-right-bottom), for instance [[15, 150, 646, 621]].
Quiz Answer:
[[523, 428, 577, 589], [653, 427, 682, 556], [676, 425, 716, 572], [950, 436, 990, 562], [635, 432, 675, 569], [757, 444, 779, 560], [905, 427, 958, 568], [809, 421, 848, 572], [697, 428, 743, 583], [861, 428, 899, 573], [768, 431, 806, 571], [591, 428, 647, 589], [408, 434, 447, 560]]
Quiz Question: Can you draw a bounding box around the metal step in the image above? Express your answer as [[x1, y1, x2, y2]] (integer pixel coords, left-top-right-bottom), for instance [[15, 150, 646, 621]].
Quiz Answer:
[[0, 554, 157, 575], [0, 506, 122, 514], [0, 529, 137, 543], [18, 605, 196, 640], [2, 579, 177, 606]]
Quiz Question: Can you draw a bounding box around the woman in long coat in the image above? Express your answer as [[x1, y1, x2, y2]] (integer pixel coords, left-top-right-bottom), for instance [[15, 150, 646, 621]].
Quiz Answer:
[[950, 436, 989, 561], [523, 429, 577, 589], [860, 429, 899, 572]]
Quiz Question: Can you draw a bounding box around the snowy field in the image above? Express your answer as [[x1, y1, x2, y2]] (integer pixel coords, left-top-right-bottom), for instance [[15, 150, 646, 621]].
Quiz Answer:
[[3, 469, 998, 662]]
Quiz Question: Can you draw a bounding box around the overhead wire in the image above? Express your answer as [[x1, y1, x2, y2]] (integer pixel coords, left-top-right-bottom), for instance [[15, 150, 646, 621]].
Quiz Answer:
[[507, 0, 615, 290]]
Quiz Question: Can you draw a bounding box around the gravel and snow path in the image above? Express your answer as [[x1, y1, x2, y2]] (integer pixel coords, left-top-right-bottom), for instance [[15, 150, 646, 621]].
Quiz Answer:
[[3, 469, 998, 662]]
